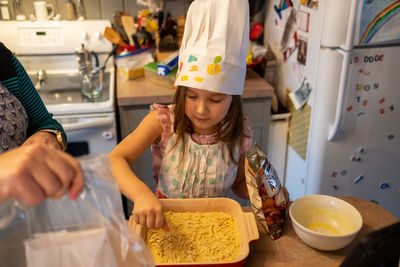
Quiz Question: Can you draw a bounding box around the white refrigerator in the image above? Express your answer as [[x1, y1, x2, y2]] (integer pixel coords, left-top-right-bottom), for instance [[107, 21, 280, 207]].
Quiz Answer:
[[264, 0, 400, 218]]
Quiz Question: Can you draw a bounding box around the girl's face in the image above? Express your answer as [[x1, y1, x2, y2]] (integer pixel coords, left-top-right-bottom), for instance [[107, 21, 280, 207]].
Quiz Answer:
[[185, 87, 232, 135]]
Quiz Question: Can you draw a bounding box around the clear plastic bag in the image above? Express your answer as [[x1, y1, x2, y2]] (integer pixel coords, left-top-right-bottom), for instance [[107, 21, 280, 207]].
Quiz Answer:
[[115, 48, 155, 80], [0, 154, 154, 267]]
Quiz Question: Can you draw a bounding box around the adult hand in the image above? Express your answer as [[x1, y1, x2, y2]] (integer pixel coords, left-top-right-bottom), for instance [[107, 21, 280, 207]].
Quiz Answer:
[[22, 131, 61, 150], [0, 144, 84, 206], [132, 191, 169, 231]]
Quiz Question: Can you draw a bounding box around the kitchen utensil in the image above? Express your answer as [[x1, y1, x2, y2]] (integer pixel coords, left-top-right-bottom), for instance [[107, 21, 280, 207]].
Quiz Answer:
[[112, 11, 129, 44], [104, 26, 128, 46], [131, 34, 141, 49], [65, 0, 76, 20], [76, 0, 85, 20], [93, 44, 118, 75], [289, 195, 363, 251], [13, 0, 26, 20], [157, 11, 164, 30], [135, 27, 153, 47], [128, 198, 259, 266], [121, 15, 136, 46], [75, 43, 103, 99], [75, 43, 94, 73]]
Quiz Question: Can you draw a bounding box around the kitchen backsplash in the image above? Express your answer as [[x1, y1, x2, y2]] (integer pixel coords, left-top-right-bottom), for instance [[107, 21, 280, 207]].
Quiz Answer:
[[6, 0, 190, 22]]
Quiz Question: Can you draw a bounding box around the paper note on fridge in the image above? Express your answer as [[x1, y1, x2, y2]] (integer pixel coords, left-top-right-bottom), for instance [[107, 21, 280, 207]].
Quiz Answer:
[[289, 78, 312, 110]]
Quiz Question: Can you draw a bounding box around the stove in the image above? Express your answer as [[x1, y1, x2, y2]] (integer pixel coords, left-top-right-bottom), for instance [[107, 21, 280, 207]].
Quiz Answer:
[[0, 20, 117, 156]]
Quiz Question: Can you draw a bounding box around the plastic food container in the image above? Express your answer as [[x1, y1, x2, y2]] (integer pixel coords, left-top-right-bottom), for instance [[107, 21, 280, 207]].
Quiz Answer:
[[144, 62, 177, 88], [115, 48, 154, 80], [128, 198, 259, 267]]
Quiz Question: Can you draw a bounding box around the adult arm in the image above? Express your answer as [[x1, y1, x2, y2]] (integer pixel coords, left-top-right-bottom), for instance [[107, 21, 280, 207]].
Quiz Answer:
[[0, 44, 66, 142], [23, 131, 64, 150]]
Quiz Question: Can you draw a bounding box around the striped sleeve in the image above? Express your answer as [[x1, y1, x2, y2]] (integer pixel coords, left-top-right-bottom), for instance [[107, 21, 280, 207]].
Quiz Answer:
[[8, 55, 66, 140]]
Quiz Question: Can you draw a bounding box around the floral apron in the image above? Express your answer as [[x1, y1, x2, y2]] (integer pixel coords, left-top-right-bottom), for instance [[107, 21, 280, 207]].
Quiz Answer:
[[157, 132, 240, 199], [0, 82, 28, 153]]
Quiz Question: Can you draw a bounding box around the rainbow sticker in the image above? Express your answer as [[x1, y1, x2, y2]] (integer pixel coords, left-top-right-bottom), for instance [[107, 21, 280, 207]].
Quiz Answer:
[[359, 1, 400, 44]]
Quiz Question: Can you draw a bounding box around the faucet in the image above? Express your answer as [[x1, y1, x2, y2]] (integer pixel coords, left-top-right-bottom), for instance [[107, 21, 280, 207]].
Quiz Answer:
[[36, 69, 47, 89]]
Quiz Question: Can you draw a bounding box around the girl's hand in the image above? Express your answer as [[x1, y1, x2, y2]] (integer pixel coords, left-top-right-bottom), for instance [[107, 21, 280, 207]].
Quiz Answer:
[[132, 192, 170, 231]]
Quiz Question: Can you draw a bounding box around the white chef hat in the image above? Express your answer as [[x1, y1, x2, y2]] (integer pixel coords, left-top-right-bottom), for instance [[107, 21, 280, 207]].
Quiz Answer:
[[174, 0, 250, 95]]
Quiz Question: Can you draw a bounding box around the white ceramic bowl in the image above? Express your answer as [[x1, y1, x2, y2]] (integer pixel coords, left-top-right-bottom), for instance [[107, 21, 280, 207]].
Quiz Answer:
[[289, 195, 363, 251]]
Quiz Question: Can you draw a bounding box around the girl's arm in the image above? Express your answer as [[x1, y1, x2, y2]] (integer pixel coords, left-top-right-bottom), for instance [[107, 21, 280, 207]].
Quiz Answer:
[[109, 110, 168, 230], [232, 116, 252, 199], [231, 153, 249, 199]]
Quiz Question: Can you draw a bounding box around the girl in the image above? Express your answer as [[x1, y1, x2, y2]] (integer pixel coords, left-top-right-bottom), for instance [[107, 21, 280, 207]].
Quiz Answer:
[[109, 0, 251, 230]]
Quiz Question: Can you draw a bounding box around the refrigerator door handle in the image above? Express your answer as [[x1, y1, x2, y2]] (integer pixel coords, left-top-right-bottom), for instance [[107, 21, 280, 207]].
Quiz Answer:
[[328, 49, 350, 141], [343, 0, 358, 50]]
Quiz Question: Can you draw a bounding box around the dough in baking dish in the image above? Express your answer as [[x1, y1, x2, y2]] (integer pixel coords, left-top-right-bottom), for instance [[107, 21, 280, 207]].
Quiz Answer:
[[146, 211, 240, 263]]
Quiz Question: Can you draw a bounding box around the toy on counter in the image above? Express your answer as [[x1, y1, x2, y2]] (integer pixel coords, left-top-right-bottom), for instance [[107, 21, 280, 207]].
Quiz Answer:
[[156, 50, 179, 76], [144, 61, 177, 88]]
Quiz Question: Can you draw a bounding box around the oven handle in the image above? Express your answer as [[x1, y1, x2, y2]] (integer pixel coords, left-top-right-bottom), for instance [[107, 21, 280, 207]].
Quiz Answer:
[[62, 118, 114, 132]]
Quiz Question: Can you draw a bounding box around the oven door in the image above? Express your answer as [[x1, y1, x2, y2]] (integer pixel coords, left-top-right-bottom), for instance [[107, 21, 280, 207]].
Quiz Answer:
[[54, 113, 117, 157]]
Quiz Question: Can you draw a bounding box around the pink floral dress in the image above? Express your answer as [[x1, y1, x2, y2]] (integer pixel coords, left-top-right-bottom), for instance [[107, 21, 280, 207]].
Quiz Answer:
[[150, 104, 252, 199]]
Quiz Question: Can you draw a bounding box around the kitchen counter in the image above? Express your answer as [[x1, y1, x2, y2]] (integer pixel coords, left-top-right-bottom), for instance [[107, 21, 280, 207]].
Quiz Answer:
[[244, 196, 399, 267], [116, 69, 274, 209], [117, 69, 274, 106]]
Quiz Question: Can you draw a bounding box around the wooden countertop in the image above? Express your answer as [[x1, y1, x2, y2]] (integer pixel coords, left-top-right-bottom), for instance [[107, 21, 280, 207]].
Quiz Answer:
[[244, 196, 399, 267], [117, 69, 274, 107]]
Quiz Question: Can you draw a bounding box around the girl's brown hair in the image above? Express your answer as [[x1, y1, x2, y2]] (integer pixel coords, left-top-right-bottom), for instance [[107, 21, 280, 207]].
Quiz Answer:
[[172, 86, 245, 165]]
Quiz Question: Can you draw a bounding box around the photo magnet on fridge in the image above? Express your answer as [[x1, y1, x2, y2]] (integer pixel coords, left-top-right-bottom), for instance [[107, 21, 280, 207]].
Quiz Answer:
[[289, 77, 312, 109], [297, 36, 307, 65]]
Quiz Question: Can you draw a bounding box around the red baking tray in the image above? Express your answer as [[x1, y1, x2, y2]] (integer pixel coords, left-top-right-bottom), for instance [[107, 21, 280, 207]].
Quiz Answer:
[[128, 198, 259, 267]]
